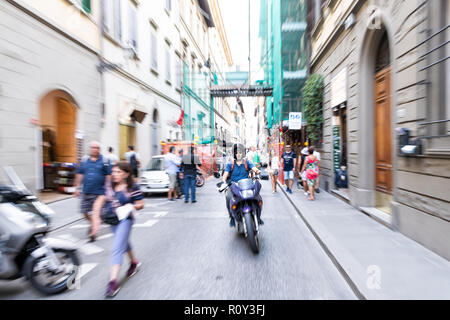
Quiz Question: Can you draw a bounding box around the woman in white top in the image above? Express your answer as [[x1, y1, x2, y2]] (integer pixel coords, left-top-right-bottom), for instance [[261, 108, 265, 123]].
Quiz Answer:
[[269, 149, 280, 193]]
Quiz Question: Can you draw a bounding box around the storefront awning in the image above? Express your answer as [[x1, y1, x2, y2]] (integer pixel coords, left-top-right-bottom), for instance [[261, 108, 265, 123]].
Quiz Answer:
[[119, 103, 148, 124], [130, 107, 147, 123]]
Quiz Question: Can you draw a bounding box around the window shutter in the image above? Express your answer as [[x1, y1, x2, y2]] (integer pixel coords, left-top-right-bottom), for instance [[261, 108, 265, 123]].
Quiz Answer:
[[129, 5, 138, 51], [166, 49, 171, 81], [151, 33, 158, 71], [114, 0, 122, 41], [82, 0, 91, 13]]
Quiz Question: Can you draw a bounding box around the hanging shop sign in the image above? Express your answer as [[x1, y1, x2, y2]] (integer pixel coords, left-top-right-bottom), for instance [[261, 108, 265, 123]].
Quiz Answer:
[[288, 112, 302, 130]]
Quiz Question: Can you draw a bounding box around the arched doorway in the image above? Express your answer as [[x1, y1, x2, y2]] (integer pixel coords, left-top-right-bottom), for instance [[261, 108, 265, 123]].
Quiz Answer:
[[39, 90, 78, 190], [151, 109, 159, 157], [358, 22, 394, 214]]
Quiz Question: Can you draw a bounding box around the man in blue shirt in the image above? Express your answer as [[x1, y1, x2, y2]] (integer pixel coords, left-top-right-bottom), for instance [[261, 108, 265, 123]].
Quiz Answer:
[[221, 143, 260, 227], [281, 144, 297, 194], [74, 141, 111, 242]]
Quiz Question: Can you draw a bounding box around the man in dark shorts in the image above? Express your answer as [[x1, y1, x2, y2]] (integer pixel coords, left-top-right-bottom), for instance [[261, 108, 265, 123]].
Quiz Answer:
[[74, 141, 111, 242]]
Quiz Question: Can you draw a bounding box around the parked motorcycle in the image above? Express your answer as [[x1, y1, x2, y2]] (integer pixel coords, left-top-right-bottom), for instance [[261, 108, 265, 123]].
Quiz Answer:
[[217, 174, 263, 254], [196, 169, 205, 187], [0, 167, 80, 295]]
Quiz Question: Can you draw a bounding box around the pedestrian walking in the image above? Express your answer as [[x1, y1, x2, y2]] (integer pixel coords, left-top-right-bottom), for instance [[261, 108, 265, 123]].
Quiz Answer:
[[269, 149, 279, 193], [176, 149, 184, 197], [180, 146, 202, 203], [300, 147, 319, 201], [91, 162, 144, 298], [281, 144, 297, 194], [106, 147, 119, 166], [74, 141, 111, 242], [313, 147, 321, 193], [125, 146, 141, 180], [164, 146, 181, 201], [300, 144, 309, 195]]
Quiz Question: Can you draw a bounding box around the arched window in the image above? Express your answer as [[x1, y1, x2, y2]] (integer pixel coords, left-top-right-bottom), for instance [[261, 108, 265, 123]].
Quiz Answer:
[[375, 31, 390, 73]]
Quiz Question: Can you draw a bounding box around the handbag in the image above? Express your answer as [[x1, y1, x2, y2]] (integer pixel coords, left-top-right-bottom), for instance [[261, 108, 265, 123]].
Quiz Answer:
[[100, 182, 119, 225], [101, 203, 119, 225]]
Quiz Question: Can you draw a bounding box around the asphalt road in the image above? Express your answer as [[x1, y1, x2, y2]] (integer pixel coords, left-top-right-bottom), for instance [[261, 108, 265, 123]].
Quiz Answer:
[[0, 179, 356, 300]]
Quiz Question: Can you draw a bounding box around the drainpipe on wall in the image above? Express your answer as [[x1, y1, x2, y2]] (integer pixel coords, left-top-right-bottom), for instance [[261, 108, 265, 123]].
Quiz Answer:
[[98, 0, 106, 132]]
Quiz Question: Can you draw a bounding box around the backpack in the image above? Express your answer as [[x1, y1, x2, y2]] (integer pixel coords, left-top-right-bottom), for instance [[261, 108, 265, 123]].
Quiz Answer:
[[227, 159, 249, 183], [129, 153, 138, 171]]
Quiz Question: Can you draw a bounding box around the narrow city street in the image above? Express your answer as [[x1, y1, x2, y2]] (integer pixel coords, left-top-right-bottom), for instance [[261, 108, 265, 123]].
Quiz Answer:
[[0, 179, 356, 300]]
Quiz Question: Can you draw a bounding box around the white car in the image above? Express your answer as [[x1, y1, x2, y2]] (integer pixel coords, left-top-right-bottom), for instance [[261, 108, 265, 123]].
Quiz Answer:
[[139, 156, 170, 195]]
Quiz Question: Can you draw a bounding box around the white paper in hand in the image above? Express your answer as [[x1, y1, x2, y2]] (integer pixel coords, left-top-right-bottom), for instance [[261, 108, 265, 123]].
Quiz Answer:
[[116, 204, 135, 221]]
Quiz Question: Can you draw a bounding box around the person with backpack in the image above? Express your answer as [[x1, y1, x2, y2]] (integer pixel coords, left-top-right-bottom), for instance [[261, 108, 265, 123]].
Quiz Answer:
[[180, 146, 202, 203], [221, 143, 261, 227], [74, 141, 111, 242], [125, 146, 140, 180]]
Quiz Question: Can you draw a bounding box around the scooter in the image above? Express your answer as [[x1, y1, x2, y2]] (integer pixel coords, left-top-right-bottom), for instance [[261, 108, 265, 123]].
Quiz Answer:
[[196, 169, 205, 187], [217, 174, 263, 254], [0, 167, 80, 295]]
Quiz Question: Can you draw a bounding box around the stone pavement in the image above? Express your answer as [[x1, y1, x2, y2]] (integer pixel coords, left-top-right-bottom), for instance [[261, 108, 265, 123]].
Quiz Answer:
[[277, 181, 450, 299]]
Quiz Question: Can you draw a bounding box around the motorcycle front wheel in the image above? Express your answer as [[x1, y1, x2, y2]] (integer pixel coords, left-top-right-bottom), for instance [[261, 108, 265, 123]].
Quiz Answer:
[[244, 212, 260, 254], [196, 175, 205, 187], [24, 248, 80, 295]]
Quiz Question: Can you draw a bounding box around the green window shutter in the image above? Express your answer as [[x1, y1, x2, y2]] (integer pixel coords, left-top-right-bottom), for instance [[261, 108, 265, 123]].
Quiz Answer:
[[82, 0, 91, 13]]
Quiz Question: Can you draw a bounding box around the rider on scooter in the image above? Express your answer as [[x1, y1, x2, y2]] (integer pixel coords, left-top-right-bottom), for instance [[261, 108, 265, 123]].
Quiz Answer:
[[221, 143, 262, 227]]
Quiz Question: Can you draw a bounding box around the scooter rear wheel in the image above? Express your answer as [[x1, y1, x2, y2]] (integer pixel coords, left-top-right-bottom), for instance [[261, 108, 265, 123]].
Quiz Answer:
[[196, 175, 205, 187]]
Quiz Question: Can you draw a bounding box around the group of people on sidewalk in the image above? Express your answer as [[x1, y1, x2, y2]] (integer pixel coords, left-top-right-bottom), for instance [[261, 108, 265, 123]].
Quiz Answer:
[[268, 142, 321, 201], [163, 146, 202, 203]]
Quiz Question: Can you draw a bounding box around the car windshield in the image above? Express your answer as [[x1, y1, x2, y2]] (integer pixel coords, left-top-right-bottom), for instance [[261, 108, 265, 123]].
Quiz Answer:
[[146, 158, 164, 171]]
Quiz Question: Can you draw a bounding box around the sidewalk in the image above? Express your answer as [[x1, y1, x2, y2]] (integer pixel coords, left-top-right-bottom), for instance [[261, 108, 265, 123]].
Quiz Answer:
[[39, 191, 74, 204], [278, 181, 450, 299]]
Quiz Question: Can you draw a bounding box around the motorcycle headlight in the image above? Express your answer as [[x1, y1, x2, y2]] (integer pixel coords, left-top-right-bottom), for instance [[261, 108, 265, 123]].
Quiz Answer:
[[241, 189, 254, 199]]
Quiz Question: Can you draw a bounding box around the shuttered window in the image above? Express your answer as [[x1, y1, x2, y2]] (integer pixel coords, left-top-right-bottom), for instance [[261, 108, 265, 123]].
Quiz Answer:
[[151, 33, 158, 71], [114, 0, 122, 41], [128, 5, 138, 51], [166, 48, 171, 82], [165, 0, 172, 12], [175, 56, 182, 90]]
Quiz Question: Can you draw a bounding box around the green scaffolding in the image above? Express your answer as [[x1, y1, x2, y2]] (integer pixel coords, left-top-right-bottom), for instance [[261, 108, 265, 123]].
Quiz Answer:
[[183, 62, 215, 144], [259, 0, 308, 128]]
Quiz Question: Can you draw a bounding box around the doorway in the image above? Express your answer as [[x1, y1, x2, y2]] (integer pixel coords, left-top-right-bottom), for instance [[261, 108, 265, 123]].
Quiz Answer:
[[374, 31, 392, 214], [119, 124, 136, 160], [39, 90, 78, 196]]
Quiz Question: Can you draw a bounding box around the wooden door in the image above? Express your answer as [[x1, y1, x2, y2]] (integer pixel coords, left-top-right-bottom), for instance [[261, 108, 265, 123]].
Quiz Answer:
[[119, 124, 136, 160], [374, 67, 392, 194], [56, 98, 76, 163]]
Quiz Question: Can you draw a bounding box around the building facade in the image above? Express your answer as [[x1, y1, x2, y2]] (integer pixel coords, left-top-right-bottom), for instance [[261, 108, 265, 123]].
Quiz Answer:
[[0, 0, 102, 192], [208, 0, 234, 152], [100, 0, 183, 167], [179, 0, 215, 144], [309, 0, 450, 260]]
